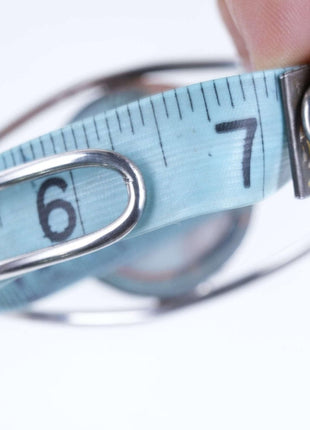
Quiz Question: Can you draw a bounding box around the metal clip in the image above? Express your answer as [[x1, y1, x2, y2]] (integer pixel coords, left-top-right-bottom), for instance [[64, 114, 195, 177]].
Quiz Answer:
[[280, 65, 310, 198], [0, 149, 146, 280]]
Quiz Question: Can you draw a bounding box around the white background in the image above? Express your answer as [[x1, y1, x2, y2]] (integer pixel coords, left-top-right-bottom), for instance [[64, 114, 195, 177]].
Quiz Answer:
[[1, 1, 310, 429]]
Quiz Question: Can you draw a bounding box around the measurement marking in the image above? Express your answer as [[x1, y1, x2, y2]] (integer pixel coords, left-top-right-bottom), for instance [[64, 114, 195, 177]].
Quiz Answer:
[[105, 117, 115, 150], [10, 150, 16, 166], [50, 134, 57, 153], [174, 89, 182, 120], [263, 71, 269, 98], [93, 117, 100, 142], [162, 93, 169, 118], [213, 81, 221, 106], [65, 127, 84, 233], [226, 78, 234, 108], [25, 143, 37, 190], [138, 100, 145, 125], [186, 87, 194, 111], [61, 129, 68, 151], [150, 99, 167, 167], [30, 142, 35, 160], [19, 147, 26, 162], [215, 119, 257, 189], [39, 136, 46, 156], [82, 123, 90, 148], [239, 75, 246, 101], [200, 83, 211, 121], [69, 171, 85, 235], [115, 110, 122, 133], [2, 154, 7, 169], [274, 72, 279, 100], [127, 106, 134, 134], [70, 125, 79, 149], [252, 74, 265, 197]]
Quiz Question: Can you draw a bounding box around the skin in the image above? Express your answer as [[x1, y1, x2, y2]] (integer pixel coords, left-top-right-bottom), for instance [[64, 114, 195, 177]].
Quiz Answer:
[[218, 0, 310, 70]]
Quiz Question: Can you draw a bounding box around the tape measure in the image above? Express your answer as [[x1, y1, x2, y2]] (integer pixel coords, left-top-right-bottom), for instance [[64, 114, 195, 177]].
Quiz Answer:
[[0, 63, 301, 311]]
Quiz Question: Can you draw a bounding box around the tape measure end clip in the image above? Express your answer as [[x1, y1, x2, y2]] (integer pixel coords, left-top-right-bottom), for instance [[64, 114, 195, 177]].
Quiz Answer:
[[280, 65, 310, 199]]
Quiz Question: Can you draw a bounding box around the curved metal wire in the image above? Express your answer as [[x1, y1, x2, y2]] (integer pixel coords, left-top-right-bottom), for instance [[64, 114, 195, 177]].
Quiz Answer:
[[0, 60, 236, 140], [2, 58, 309, 326], [0, 150, 146, 280], [17, 236, 310, 326]]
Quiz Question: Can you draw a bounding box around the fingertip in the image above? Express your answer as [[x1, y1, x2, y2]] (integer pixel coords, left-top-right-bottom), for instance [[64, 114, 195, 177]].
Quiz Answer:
[[219, 0, 310, 70], [218, 0, 252, 69]]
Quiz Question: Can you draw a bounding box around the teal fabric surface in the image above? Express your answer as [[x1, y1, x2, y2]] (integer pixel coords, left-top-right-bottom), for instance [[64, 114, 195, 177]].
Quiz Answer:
[[0, 68, 292, 309]]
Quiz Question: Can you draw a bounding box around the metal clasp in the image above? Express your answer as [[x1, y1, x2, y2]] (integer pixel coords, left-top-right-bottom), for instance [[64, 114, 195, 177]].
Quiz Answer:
[[280, 65, 310, 198], [0, 149, 146, 280]]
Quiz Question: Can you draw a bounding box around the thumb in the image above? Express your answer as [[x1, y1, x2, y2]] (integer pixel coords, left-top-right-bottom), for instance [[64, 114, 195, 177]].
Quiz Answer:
[[218, 0, 310, 69]]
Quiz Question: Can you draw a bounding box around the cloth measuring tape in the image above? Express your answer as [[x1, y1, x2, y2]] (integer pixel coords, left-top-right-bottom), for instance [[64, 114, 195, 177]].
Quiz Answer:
[[0, 61, 308, 314]]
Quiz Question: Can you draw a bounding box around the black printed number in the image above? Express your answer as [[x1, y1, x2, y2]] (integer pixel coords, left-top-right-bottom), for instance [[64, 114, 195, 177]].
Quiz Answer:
[[215, 118, 257, 188], [37, 177, 76, 242]]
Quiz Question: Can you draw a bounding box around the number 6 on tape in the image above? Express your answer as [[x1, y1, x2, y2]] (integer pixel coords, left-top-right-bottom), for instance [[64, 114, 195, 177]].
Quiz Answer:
[[0, 149, 146, 281]]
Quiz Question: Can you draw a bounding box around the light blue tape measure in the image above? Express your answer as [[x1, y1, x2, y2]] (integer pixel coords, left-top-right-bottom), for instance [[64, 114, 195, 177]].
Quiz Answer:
[[0, 63, 295, 310]]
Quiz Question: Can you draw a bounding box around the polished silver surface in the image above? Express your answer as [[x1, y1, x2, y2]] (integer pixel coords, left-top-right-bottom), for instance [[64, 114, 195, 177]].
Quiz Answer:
[[280, 65, 310, 198], [302, 85, 310, 142], [0, 149, 146, 280]]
